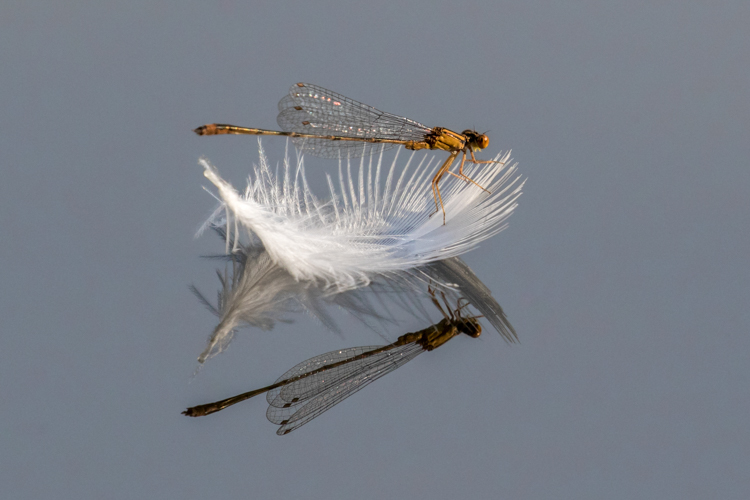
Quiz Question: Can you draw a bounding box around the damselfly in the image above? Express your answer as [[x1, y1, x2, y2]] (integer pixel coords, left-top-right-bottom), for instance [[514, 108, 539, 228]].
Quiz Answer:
[[183, 291, 482, 435], [194, 83, 503, 223]]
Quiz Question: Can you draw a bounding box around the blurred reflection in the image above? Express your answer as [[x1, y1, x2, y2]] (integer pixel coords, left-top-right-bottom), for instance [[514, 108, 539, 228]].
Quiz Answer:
[[191, 225, 516, 366]]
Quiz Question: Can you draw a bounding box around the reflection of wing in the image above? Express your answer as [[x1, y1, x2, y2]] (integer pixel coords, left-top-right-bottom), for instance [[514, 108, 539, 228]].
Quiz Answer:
[[276, 83, 431, 159], [265, 343, 424, 435]]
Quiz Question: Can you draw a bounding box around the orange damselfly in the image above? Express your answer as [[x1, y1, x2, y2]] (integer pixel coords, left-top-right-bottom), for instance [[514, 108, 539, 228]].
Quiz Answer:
[[194, 83, 502, 223]]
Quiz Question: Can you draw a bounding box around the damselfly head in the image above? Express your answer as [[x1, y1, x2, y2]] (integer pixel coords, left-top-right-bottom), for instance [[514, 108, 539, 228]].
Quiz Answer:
[[462, 130, 490, 152], [458, 317, 482, 338]]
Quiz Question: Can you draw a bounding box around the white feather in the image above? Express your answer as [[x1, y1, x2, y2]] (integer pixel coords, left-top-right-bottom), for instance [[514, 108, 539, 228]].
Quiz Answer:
[[200, 140, 524, 291]]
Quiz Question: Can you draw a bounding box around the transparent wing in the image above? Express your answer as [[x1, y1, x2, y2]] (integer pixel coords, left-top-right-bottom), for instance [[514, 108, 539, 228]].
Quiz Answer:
[[266, 345, 383, 406], [266, 343, 424, 435], [276, 83, 432, 159]]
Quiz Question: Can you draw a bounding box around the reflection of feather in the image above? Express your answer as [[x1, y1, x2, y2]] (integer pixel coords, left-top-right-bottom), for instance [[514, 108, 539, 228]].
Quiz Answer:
[[192, 227, 390, 364], [192, 231, 518, 366], [200, 141, 523, 290], [422, 258, 517, 343]]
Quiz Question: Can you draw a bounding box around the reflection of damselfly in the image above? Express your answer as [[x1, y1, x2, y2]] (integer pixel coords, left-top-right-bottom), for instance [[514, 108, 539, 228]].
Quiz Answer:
[[194, 83, 502, 223], [183, 291, 482, 435]]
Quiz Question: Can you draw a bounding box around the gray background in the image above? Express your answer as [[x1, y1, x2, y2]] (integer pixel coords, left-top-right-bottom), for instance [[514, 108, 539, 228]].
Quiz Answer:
[[2, 2, 748, 499]]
